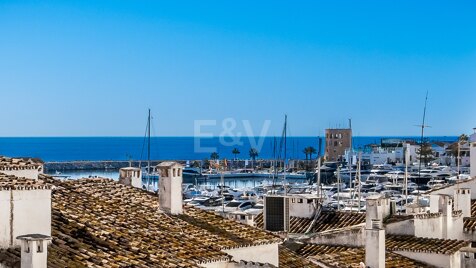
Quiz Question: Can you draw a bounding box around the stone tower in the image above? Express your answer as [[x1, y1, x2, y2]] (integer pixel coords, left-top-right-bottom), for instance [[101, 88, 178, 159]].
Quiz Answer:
[[325, 128, 352, 162]]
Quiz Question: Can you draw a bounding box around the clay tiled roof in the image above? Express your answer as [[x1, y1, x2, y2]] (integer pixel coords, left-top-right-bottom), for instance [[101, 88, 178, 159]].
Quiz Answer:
[[464, 217, 476, 231], [255, 211, 366, 234], [0, 175, 280, 267], [386, 235, 469, 255], [471, 199, 476, 217], [0, 156, 42, 170], [0, 173, 50, 190], [296, 244, 434, 268], [296, 244, 358, 258], [278, 246, 318, 268]]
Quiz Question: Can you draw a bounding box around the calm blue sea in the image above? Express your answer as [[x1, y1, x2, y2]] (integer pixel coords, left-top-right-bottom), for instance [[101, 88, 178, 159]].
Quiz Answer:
[[0, 136, 457, 162]]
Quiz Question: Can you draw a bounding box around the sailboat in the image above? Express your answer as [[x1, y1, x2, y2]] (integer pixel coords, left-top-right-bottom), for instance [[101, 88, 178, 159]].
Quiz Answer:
[[139, 109, 157, 192]]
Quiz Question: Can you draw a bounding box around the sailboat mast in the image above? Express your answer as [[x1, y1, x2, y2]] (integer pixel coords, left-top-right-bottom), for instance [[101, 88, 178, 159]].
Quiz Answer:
[[357, 152, 362, 212], [317, 157, 321, 198], [273, 136, 277, 189], [418, 91, 429, 182], [283, 115, 287, 195], [348, 119, 353, 204], [147, 109, 151, 191]]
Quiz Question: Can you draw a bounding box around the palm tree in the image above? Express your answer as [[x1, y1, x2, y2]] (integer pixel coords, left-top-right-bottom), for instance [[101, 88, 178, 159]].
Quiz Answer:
[[232, 148, 240, 160], [210, 152, 219, 160], [457, 134, 469, 172], [249, 148, 259, 169], [459, 134, 469, 143], [303, 148, 309, 160], [417, 142, 435, 166], [309, 146, 317, 159], [303, 146, 317, 160]]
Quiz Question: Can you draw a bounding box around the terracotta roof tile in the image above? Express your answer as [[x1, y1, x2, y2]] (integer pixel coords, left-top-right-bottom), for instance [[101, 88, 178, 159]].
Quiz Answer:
[[255, 211, 366, 234], [1, 175, 280, 267], [296, 244, 435, 268], [0, 173, 51, 190], [0, 156, 42, 170], [471, 199, 476, 217], [278, 246, 318, 268], [386, 235, 469, 255], [464, 217, 476, 232]]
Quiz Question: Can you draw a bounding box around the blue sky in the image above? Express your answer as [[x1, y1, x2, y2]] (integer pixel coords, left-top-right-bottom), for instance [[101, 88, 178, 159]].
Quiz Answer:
[[0, 1, 475, 137]]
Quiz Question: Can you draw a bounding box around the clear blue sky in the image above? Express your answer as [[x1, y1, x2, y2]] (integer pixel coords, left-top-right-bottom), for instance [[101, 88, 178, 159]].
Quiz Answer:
[[1, 1, 475, 137]]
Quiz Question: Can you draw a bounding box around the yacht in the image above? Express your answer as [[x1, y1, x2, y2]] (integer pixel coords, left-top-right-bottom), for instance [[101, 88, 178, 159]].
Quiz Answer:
[[220, 200, 256, 212], [427, 179, 446, 189], [370, 164, 394, 175], [447, 174, 472, 184]]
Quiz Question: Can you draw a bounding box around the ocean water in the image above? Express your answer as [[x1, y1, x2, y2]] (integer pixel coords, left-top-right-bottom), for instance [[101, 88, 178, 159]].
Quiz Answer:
[[0, 136, 457, 162]]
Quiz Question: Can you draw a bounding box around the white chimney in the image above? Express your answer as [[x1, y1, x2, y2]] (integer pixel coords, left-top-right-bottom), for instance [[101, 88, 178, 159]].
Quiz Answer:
[[365, 195, 390, 229], [454, 188, 471, 218], [157, 162, 183, 215], [365, 219, 385, 268], [118, 167, 142, 189], [17, 234, 51, 268]]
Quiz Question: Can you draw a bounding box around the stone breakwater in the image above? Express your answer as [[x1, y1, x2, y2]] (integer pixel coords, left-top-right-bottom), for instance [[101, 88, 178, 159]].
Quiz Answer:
[[44, 159, 315, 172], [44, 161, 164, 172]]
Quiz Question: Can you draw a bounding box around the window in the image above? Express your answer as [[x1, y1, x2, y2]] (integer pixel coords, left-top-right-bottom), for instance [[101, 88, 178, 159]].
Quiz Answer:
[[291, 198, 295, 203], [298, 199, 303, 203]]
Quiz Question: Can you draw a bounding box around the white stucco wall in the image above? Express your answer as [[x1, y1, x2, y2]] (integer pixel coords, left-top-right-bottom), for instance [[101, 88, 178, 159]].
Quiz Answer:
[[449, 216, 464, 240], [385, 220, 415, 236], [0, 188, 51, 248], [308, 225, 365, 247], [288, 198, 316, 218], [471, 136, 476, 177], [223, 243, 279, 267], [12, 189, 51, 247], [0, 190, 11, 247], [414, 217, 443, 239], [395, 251, 461, 268], [463, 230, 476, 242], [0, 168, 41, 181]]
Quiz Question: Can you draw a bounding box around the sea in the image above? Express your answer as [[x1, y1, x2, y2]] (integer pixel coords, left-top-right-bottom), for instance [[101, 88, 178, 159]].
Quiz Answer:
[[0, 136, 457, 187], [0, 136, 457, 162]]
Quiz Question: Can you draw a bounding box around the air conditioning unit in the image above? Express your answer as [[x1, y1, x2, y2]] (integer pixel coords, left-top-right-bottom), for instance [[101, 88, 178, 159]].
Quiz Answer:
[[263, 196, 290, 232]]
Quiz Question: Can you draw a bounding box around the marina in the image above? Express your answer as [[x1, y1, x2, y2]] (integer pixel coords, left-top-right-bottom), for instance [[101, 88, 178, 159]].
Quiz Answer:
[[1, 1, 475, 266]]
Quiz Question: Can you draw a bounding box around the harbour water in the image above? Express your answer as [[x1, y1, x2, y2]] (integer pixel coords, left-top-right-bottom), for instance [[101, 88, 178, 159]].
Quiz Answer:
[[45, 170, 309, 189], [0, 136, 457, 162]]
